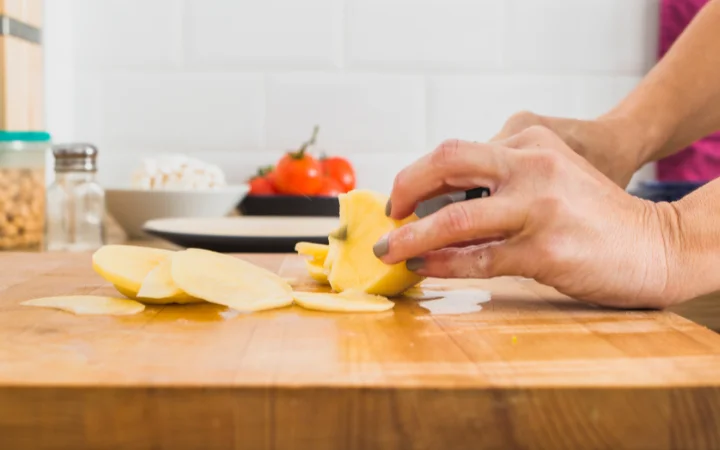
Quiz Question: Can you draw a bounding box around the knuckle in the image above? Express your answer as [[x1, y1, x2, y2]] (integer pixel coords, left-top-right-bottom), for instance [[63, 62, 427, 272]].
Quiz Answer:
[[507, 110, 540, 127], [525, 124, 553, 136], [439, 203, 474, 235], [521, 148, 564, 177], [517, 124, 553, 143], [431, 139, 462, 168]]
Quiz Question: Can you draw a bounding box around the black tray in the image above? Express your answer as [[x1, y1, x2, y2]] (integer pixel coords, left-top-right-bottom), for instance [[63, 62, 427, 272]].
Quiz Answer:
[[238, 195, 339, 217]]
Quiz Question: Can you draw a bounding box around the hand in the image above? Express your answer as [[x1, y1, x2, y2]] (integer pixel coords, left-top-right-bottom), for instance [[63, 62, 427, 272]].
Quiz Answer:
[[490, 111, 650, 188], [375, 126, 683, 309]]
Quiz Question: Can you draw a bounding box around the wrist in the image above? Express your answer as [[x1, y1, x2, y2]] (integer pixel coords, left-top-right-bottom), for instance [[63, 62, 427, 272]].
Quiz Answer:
[[647, 201, 686, 306], [595, 113, 668, 172], [665, 186, 720, 303], [599, 81, 683, 167]]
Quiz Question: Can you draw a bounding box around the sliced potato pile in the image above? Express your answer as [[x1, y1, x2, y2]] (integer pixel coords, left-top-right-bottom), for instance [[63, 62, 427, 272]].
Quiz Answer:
[[24, 189, 430, 316], [171, 248, 294, 312], [136, 255, 203, 304], [21, 296, 145, 316], [92, 245, 174, 300]]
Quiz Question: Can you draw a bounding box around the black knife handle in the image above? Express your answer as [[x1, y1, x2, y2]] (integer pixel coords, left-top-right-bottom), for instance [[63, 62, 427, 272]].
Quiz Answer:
[[465, 187, 491, 200]]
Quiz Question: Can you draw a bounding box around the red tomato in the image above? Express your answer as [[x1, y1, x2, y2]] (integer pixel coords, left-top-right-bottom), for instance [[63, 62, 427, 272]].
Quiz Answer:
[[320, 156, 355, 192], [273, 126, 324, 195], [274, 154, 322, 195], [266, 169, 279, 190], [316, 177, 344, 197], [248, 176, 275, 195]]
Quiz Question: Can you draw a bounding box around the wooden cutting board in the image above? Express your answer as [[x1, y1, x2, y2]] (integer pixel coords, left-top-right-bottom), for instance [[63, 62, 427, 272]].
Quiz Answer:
[[1, 252, 720, 450]]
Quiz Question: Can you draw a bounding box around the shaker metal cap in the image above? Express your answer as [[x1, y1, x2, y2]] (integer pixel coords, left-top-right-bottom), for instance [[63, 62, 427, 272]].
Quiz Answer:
[[52, 143, 98, 172]]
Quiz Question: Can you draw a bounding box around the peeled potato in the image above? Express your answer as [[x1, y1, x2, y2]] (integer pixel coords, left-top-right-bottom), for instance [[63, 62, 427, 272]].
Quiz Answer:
[[21, 295, 145, 316], [327, 190, 424, 296], [171, 248, 294, 312], [293, 289, 394, 313], [92, 245, 174, 299], [295, 242, 329, 264], [136, 255, 204, 304]]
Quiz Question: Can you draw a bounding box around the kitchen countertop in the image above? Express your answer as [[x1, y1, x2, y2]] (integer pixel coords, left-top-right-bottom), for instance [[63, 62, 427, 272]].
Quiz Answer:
[[1, 251, 720, 449]]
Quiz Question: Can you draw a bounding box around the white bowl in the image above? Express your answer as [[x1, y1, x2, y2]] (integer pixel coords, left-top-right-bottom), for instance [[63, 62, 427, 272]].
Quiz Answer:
[[105, 185, 250, 239]]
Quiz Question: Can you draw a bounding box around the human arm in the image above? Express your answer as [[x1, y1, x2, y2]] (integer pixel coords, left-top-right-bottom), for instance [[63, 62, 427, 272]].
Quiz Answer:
[[492, 0, 720, 187], [375, 127, 720, 308]]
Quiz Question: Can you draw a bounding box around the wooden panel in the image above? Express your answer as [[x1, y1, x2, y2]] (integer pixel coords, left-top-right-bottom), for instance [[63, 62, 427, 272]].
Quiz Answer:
[[0, 36, 43, 130], [0, 0, 42, 27], [23, 0, 42, 28], [0, 252, 719, 449], [0, 0, 24, 21]]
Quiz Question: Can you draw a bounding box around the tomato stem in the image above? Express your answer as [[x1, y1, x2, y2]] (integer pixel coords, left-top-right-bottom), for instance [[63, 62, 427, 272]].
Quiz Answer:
[[248, 165, 274, 181], [290, 125, 319, 159], [257, 165, 274, 176]]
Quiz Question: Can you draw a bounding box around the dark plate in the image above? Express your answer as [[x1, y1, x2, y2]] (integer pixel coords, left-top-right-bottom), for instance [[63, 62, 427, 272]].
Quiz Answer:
[[238, 194, 339, 216], [143, 216, 339, 253], [629, 180, 707, 202]]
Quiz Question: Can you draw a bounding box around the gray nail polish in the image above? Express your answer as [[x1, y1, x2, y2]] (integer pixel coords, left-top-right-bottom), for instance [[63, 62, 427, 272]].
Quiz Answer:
[[373, 234, 389, 258], [385, 200, 392, 217], [406, 258, 425, 271]]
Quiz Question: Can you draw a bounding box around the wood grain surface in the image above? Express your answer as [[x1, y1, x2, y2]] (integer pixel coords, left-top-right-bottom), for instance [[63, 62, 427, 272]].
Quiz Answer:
[[1, 251, 719, 450]]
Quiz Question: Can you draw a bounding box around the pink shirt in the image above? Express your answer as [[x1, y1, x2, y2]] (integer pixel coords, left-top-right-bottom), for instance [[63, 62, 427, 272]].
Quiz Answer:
[[655, 0, 720, 182]]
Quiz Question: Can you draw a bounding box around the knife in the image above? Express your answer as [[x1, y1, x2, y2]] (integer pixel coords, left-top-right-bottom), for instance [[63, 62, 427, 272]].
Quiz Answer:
[[329, 187, 491, 240]]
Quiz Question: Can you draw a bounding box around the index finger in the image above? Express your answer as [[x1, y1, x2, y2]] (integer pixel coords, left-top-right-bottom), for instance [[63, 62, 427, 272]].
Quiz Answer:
[[375, 195, 526, 265], [387, 139, 509, 220]]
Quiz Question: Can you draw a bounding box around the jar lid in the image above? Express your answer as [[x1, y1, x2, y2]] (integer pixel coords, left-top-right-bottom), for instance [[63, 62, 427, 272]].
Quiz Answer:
[[0, 131, 51, 142], [52, 143, 98, 172]]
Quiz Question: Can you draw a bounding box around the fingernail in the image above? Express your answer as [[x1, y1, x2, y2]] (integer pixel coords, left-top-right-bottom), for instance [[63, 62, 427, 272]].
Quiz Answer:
[[373, 233, 389, 258], [385, 200, 392, 217], [406, 257, 425, 272]]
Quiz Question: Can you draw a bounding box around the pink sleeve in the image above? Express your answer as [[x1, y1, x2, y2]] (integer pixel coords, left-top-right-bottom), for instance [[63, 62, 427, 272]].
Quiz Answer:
[[656, 0, 720, 182]]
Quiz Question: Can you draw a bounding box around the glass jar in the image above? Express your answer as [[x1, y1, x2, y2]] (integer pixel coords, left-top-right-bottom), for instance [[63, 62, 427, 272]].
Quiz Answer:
[[45, 143, 106, 252], [0, 131, 51, 251]]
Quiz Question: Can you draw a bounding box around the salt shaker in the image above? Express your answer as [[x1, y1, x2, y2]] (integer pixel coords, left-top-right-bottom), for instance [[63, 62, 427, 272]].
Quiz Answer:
[[44, 143, 106, 251]]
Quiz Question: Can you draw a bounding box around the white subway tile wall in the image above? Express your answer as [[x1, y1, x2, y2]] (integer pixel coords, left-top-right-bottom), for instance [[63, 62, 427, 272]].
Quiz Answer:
[[44, 0, 660, 193]]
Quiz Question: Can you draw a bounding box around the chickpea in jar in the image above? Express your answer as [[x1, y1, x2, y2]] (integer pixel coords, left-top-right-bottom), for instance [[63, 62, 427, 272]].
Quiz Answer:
[[0, 168, 45, 250]]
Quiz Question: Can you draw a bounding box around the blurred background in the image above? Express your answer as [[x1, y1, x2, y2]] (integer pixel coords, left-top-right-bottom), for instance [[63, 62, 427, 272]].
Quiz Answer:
[[20, 0, 663, 193]]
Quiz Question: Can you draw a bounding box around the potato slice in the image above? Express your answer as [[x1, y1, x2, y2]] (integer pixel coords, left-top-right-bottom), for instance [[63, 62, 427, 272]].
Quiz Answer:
[[327, 190, 424, 296], [21, 295, 145, 316], [295, 242, 329, 264], [136, 255, 204, 304], [293, 289, 394, 313], [113, 284, 139, 299], [171, 248, 294, 312], [304, 259, 330, 285], [92, 245, 175, 299]]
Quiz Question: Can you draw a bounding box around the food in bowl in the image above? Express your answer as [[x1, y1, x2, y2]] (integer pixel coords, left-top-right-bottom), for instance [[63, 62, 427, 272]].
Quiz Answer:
[[106, 154, 248, 238], [131, 154, 227, 190]]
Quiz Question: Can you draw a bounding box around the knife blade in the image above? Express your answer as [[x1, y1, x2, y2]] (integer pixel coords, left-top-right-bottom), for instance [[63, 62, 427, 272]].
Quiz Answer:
[[413, 187, 491, 218], [328, 187, 491, 240]]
